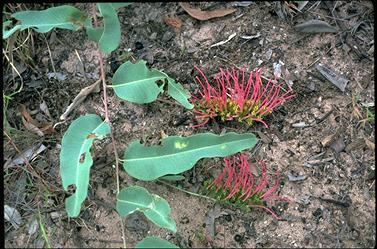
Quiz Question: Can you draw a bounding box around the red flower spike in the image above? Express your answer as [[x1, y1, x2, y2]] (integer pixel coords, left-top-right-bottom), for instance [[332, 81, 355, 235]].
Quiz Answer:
[[208, 153, 290, 220], [191, 66, 295, 127]]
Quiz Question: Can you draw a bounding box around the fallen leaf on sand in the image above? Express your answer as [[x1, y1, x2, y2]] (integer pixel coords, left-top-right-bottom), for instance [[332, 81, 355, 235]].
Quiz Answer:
[[180, 2, 236, 21], [60, 79, 101, 120]]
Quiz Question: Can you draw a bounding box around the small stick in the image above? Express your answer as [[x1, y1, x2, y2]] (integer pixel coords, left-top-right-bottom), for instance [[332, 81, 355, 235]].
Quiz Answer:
[[42, 33, 56, 74], [92, 5, 126, 248], [316, 109, 334, 124]]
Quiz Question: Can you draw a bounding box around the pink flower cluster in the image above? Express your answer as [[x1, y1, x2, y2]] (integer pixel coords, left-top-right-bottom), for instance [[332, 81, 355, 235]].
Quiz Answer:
[[208, 153, 290, 220], [191, 66, 295, 127]]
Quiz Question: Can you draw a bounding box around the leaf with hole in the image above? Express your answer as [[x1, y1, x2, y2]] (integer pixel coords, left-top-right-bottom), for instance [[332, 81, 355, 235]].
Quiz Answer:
[[111, 60, 193, 108], [116, 186, 176, 232], [3, 5, 91, 39], [123, 132, 258, 180], [60, 114, 110, 217], [135, 236, 179, 248]]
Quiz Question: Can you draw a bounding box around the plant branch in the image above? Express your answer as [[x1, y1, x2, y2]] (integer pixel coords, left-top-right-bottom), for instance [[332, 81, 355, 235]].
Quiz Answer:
[[157, 180, 217, 202], [91, 5, 126, 248]]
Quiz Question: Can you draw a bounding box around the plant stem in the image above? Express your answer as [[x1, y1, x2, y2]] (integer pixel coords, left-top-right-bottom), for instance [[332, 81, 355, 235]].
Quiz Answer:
[[92, 5, 126, 248], [157, 180, 217, 202]]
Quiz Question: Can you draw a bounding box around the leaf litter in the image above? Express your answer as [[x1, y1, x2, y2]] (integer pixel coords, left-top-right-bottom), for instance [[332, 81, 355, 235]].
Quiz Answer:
[[180, 3, 236, 21]]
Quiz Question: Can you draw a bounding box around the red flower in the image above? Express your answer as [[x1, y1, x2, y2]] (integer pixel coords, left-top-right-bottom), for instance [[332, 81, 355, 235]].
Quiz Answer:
[[191, 66, 295, 127], [207, 153, 291, 220]]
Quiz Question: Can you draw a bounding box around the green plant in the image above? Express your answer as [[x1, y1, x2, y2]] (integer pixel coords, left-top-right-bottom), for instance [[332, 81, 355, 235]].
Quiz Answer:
[[191, 66, 295, 127], [3, 3, 290, 248], [3, 3, 261, 248], [202, 153, 290, 220]]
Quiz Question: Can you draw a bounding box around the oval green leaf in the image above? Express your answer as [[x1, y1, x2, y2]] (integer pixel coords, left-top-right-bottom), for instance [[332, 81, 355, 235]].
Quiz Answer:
[[96, 3, 121, 53], [3, 5, 90, 39], [123, 132, 257, 180], [111, 60, 165, 103], [135, 236, 179, 248], [60, 114, 110, 217], [164, 74, 194, 109], [116, 186, 176, 232], [86, 3, 131, 49]]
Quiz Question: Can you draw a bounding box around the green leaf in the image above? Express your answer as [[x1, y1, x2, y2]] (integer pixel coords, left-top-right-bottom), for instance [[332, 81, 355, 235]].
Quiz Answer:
[[111, 60, 193, 108], [86, 3, 131, 50], [86, 27, 104, 43], [94, 3, 122, 53], [60, 114, 110, 217], [135, 236, 179, 248], [123, 132, 257, 180], [111, 60, 165, 103], [163, 73, 194, 109], [3, 5, 90, 39], [159, 175, 185, 181], [116, 186, 176, 232]]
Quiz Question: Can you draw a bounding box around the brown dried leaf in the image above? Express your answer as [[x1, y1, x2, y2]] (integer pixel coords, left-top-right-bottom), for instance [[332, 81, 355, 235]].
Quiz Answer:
[[21, 117, 44, 137], [364, 138, 375, 151], [39, 123, 54, 135], [20, 104, 39, 127], [180, 3, 236, 21], [163, 15, 183, 29]]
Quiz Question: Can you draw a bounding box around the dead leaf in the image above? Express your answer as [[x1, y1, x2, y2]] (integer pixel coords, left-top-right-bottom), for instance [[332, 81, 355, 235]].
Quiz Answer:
[[9, 143, 47, 167], [21, 117, 44, 137], [60, 79, 101, 120], [20, 104, 39, 127], [315, 64, 348, 92], [295, 19, 338, 33], [39, 123, 54, 134], [321, 131, 339, 147], [180, 2, 236, 21], [40, 101, 52, 119], [287, 172, 307, 182], [4, 205, 22, 230], [364, 138, 375, 151], [163, 15, 183, 29]]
